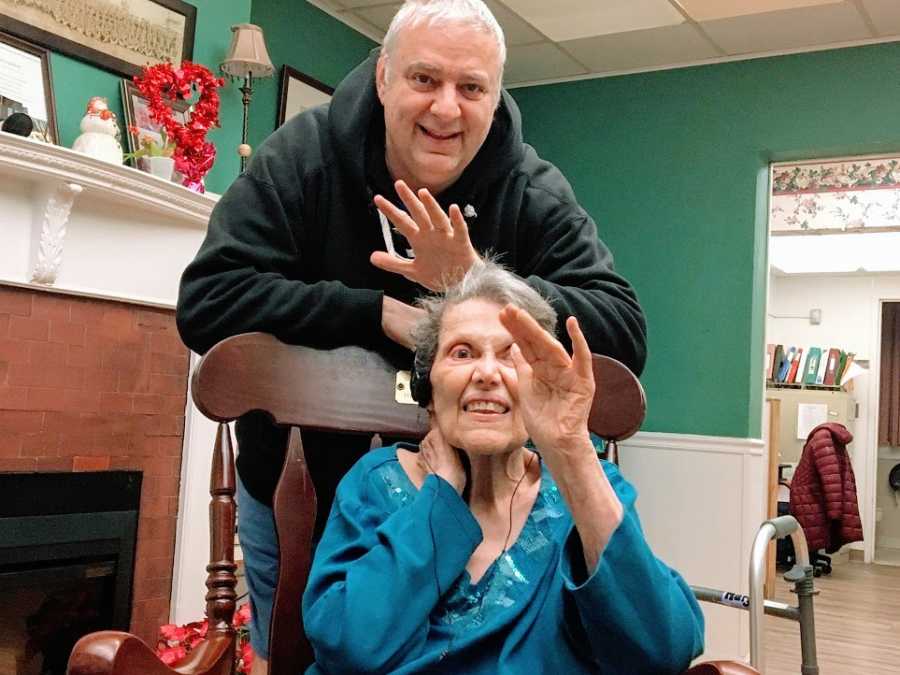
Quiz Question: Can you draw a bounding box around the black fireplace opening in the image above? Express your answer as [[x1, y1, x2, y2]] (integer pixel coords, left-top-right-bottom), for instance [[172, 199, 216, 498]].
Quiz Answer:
[[0, 471, 141, 675]]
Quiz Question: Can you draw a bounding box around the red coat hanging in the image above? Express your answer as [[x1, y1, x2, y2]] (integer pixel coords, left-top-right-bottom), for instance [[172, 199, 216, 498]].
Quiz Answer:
[[789, 422, 863, 553]]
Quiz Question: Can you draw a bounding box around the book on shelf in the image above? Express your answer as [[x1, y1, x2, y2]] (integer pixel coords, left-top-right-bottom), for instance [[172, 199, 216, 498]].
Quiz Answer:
[[777, 346, 795, 382], [815, 347, 829, 384], [786, 347, 803, 384], [772, 344, 786, 382], [802, 347, 821, 384], [823, 348, 841, 386], [838, 352, 855, 385]]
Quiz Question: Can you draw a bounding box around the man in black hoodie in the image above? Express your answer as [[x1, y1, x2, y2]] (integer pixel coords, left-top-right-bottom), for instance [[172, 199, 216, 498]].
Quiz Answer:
[[176, 1, 646, 668]]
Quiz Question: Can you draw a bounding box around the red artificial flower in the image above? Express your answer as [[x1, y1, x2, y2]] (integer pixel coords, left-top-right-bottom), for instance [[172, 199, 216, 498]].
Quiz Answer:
[[234, 603, 252, 628], [159, 623, 189, 642], [239, 641, 254, 674], [155, 603, 252, 670], [158, 645, 187, 665]]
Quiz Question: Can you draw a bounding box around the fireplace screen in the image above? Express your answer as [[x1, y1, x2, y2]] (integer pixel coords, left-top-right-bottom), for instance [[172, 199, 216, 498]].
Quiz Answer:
[[0, 471, 141, 675]]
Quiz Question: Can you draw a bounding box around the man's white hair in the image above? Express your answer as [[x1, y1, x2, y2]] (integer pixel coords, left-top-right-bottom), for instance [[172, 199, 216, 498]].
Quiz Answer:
[[382, 0, 506, 84]]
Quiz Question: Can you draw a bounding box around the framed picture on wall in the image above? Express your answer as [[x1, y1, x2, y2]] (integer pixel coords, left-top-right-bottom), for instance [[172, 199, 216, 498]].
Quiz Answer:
[[0, 0, 196, 78], [120, 79, 189, 167], [277, 65, 333, 127], [0, 31, 59, 144]]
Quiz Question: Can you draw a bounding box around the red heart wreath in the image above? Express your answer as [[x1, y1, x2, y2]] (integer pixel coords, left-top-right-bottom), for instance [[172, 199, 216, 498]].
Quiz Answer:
[[132, 61, 224, 189]]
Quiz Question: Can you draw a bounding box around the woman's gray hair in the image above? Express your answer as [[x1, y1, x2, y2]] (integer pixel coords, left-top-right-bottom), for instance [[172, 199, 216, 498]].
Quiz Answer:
[[412, 259, 557, 381], [382, 0, 506, 85]]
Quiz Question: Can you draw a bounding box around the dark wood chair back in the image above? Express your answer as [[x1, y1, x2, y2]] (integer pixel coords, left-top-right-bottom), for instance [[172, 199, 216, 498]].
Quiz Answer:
[[191, 333, 645, 675]]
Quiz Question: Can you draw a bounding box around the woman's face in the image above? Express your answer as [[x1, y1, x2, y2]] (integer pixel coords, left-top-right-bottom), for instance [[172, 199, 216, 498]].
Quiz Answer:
[[429, 298, 527, 455]]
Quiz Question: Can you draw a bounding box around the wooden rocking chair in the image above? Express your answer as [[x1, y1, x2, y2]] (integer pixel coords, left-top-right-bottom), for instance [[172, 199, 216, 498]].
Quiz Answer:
[[67, 332, 756, 675]]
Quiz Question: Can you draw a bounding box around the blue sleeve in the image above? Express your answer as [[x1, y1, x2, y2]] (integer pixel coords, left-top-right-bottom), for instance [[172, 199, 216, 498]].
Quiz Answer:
[[559, 464, 705, 674], [303, 470, 482, 673]]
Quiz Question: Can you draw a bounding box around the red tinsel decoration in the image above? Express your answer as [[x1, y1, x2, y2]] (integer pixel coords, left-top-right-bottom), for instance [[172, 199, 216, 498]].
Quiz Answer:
[[132, 61, 224, 189]]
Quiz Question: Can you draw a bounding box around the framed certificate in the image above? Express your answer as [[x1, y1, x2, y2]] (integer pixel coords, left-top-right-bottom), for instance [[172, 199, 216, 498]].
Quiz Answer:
[[0, 31, 58, 144]]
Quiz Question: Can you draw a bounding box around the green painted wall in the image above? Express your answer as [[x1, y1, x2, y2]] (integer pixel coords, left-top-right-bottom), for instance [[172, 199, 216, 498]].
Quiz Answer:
[[48, 0, 252, 194], [248, 0, 376, 153], [510, 43, 900, 439]]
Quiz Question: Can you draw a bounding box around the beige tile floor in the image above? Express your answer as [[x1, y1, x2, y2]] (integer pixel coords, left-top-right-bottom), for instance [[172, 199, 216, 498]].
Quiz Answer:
[[765, 560, 900, 674]]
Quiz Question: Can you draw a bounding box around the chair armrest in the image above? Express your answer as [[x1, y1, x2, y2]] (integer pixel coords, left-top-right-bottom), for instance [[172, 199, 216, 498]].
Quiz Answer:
[[67, 630, 236, 675], [683, 661, 760, 674]]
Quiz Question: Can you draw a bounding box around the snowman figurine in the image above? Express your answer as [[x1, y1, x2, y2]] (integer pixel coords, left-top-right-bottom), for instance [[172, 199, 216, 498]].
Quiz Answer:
[[72, 97, 123, 164]]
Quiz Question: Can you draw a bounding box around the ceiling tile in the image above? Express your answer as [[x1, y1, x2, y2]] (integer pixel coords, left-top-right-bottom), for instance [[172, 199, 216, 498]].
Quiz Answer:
[[503, 42, 588, 84], [679, 0, 844, 22], [483, 0, 546, 46], [560, 23, 719, 73], [353, 3, 401, 31], [340, 0, 397, 7], [860, 0, 900, 35], [504, 0, 684, 42], [315, 0, 350, 9], [701, 3, 872, 54]]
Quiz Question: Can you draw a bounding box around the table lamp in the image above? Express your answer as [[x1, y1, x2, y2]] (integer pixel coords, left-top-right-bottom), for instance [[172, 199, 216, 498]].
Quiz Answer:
[[221, 23, 274, 173]]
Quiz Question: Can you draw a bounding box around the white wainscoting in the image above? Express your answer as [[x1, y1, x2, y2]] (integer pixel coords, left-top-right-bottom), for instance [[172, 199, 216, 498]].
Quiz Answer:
[[619, 431, 766, 663]]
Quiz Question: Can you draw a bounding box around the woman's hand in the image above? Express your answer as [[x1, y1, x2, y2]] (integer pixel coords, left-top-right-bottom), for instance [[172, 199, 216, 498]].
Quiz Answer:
[[418, 426, 466, 495], [498, 306, 595, 459], [501, 306, 623, 569]]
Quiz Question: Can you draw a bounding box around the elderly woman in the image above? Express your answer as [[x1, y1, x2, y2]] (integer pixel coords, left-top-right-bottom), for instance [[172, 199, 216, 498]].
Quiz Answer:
[[302, 261, 704, 673]]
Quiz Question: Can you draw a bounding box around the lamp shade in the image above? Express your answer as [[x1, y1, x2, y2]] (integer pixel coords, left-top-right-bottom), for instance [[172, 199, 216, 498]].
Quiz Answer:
[[221, 23, 274, 78]]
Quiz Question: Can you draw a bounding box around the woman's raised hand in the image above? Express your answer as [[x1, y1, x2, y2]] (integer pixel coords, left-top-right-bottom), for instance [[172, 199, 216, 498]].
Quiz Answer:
[[498, 306, 595, 457]]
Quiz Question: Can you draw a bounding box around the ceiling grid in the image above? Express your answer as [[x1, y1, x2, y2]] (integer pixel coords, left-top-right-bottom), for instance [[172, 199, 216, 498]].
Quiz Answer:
[[305, 0, 900, 86]]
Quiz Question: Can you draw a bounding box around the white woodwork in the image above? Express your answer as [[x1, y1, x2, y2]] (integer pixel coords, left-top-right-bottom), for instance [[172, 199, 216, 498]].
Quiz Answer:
[[620, 432, 766, 663], [0, 132, 215, 306]]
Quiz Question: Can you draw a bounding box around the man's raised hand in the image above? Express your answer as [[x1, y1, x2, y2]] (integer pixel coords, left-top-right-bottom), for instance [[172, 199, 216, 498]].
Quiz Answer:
[[370, 180, 480, 291]]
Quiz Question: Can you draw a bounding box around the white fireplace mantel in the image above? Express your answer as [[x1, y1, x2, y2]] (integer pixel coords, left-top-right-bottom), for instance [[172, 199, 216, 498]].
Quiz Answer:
[[0, 131, 218, 308]]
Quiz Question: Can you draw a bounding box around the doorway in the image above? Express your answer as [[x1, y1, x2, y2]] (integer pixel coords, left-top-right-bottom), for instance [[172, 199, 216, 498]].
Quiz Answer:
[[765, 154, 900, 566]]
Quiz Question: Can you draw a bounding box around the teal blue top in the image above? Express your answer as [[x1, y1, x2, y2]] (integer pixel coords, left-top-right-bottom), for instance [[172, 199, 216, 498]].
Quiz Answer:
[[303, 445, 704, 674]]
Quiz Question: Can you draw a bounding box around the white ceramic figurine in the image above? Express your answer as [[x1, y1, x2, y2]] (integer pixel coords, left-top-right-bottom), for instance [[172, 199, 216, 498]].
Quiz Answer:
[[72, 97, 124, 164]]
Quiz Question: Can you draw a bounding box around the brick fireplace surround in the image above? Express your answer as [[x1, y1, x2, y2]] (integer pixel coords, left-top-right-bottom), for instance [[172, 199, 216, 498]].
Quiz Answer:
[[0, 285, 190, 643]]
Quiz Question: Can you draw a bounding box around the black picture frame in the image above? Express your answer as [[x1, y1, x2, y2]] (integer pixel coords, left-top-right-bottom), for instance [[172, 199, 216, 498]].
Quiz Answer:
[[0, 31, 59, 144], [120, 78, 190, 168], [0, 0, 196, 79], [277, 65, 334, 127]]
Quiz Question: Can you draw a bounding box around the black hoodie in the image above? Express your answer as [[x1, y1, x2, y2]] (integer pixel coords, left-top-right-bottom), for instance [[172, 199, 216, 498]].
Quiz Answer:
[[176, 53, 646, 504]]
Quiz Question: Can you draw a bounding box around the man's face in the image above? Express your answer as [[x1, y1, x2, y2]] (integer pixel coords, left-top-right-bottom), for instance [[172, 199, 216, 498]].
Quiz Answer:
[[376, 20, 502, 195]]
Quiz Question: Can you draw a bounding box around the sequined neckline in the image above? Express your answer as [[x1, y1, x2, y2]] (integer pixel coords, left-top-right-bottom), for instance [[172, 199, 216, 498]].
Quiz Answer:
[[381, 443, 563, 572]]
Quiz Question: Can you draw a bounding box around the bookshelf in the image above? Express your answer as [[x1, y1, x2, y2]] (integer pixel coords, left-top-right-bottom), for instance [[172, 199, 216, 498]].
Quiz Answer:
[[767, 382, 843, 392]]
